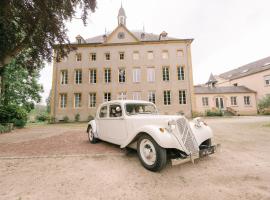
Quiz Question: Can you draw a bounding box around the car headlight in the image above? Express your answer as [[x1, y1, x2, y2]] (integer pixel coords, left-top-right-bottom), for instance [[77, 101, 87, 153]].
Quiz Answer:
[[167, 120, 176, 131]]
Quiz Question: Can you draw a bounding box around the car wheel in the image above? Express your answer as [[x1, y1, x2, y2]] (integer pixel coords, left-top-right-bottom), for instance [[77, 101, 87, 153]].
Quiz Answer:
[[137, 134, 167, 172], [88, 126, 98, 144]]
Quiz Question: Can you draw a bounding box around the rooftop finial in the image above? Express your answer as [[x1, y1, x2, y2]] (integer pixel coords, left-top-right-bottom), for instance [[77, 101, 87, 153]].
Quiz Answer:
[[118, 3, 126, 26]]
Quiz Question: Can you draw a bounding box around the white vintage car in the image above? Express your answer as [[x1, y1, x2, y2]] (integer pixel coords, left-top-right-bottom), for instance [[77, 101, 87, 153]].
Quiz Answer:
[[87, 100, 219, 171]]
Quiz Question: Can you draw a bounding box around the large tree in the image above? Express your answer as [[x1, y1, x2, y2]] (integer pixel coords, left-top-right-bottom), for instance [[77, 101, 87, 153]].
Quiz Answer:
[[0, 0, 97, 67]]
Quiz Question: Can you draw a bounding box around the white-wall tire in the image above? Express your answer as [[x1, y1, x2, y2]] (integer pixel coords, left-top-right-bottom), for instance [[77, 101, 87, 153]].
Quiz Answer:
[[88, 126, 98, 144]]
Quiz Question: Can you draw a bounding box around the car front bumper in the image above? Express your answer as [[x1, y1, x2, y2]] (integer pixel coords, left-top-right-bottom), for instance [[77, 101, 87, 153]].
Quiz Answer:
[[171, 144, 221, 166]]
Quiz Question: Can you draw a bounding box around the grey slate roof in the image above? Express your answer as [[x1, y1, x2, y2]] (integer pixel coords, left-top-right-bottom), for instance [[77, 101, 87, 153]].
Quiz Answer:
[[83, 31, 181, 44], [118, 6, 126, 17], [219, 56, 270, 80], [194, 86, 256, 94]]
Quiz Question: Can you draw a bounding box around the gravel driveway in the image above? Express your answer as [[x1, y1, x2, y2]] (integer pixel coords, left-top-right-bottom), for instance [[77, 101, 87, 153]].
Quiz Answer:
[[0, 116, 269, 200]]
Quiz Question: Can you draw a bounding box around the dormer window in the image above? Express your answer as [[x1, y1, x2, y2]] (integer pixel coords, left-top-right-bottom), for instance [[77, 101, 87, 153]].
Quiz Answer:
[[77, 38, 81, 44]]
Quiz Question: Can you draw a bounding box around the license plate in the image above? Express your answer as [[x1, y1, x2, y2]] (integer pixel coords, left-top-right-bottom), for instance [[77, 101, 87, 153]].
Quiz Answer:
[[199, 145, 216, 157]]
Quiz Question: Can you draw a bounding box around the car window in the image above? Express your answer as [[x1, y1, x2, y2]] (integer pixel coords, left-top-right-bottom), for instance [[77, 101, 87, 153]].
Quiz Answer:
[[125, 103, 157, 115], [99, 106, 108, 118], [109, 104, 122, 118]]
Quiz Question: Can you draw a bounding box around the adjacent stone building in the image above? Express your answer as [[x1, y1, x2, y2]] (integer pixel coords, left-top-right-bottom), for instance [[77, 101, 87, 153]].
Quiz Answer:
[[50, 6, 195, 121]]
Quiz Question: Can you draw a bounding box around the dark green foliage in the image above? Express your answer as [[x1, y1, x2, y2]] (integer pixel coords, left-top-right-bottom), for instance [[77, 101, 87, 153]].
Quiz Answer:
[[0, 104, 28, 127], [47, 116, 56, 124], [75, 114, 80, 122], [206, 109, 223, 117], [36, 113, 49, 122], [258, 95, 270, 115], [0, 0, 97, 67], [0, 123, 13, 133]]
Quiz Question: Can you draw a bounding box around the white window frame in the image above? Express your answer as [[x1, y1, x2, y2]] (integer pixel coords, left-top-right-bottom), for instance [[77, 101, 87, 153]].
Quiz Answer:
[[119, 52, 125, 60], [75, 69, 82, 84], [264, 75, 270, 86], [105, 52, 110, 60], [118, 92, 127, 100], [148, 91, 156, 104], [90, 53, 96, 61], [104, 68, 111, 83], [132, 92, 141, 100], [162, 67, 170, 81], [76, 53, 82, 61], [133, 68, 141, 83], [118, 68, 126, 83], [177, 66, 185, 80], [74, 93, 82, 108], [89, 69, 97, 84], [147, 67, 155, 82], [60, 94, 67, 108], [179, 90, 187, 104], [164, 90, 171, 105], [244, 96, 251, 105], [104, 92, 111, 102], [230, 96, 237, 106], [202, 97, 209, 107], [89, 93, 96, 108], [61, 70, 68, 85]]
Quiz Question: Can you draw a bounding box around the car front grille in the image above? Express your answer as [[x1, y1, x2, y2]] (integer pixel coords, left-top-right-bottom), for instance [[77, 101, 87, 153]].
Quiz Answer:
[[176, 118, 199, 155]]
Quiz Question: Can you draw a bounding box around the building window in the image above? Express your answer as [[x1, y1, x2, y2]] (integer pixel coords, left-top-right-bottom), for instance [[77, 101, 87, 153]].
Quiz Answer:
[[233, 83, 238, 86], [133, 51, 139, 60], [148, 91, 156, 104], [60, 94, 67, 108], [90, 53, 96, 61], [74, 93, 82, 108], [75, 69, 82, 84], [89, 93, 96, 107], [118, 92, 127, 100], [104, 68, 111, 83], [76, 53, 82, 61], [177, 50, 183, 57], [119, 52, 124, 60], [162, 50, 169, 59], [179, 90, 186, 104], [147, 67, 155, 82], [231, 96, 237, 106], [133, 92, 141, 100], [105, 53, 110, 60], [164, 90, 171, 105], [133, 68, 141, 83], [202, 97, 209, 106], [177, 66, 185, 80], [162, 67, 170, 81], [244, 96, 251, 105], [104, 92, 111, 102], [264, 75, 270, 86], [147, 51, 154, 60], [119, 68, 126, 83], [89, 69, 96, 84], [77, 38, 81, 44], [60, 70, 68, 84]]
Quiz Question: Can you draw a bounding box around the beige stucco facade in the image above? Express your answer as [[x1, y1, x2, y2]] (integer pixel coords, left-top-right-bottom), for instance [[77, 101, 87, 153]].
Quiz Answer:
[[50, 9, 195, 121], [195, 92, 257, 115], [216, 69, 270, 100]]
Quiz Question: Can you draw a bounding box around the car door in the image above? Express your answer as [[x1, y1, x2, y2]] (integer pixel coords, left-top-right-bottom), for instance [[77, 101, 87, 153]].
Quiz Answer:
[[102, 104, 127, 145], [96, 105, 109, 140]]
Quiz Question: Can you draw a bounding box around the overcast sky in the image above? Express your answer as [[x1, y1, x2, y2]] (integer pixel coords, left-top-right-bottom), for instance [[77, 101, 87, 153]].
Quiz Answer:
[[39, 0, 270, 104]]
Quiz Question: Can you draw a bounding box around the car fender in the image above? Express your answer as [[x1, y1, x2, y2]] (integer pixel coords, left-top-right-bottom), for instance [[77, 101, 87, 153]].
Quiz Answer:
[[189, 121, 214, 145], [120, 125, 182, 150], [87, 120, 98, 138]]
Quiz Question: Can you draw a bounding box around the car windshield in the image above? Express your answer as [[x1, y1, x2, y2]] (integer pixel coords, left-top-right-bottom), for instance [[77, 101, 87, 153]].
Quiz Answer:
[[125, 103, 157, 115]]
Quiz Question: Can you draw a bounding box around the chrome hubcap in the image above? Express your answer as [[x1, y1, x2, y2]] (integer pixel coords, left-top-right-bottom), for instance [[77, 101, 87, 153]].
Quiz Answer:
[[139, 139, 157, 165]]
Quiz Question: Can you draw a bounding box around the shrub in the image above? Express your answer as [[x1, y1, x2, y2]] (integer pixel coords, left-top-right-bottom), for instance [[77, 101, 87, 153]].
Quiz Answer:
[[35, 113, 49, 122], [258, 95, 270, 114], [192, 111, 204, 118], [206, 109, 223, 117], [88, 115, 94, 121], [62, 116, 69, 123], [74, 113, 80, 122], [0, 105, 28, 128]]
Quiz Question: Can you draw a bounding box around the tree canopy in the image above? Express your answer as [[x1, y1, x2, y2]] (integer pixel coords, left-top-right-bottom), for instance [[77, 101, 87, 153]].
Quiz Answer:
[[0, 0, 97, 67]]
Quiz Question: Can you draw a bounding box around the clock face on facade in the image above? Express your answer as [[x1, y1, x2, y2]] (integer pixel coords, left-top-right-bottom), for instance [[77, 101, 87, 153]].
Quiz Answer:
[[118, 32, 125, 39]]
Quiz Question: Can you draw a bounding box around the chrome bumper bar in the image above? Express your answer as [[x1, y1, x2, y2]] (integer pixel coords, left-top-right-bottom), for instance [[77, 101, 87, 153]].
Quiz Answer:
[[172, 144, 221, 166]]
